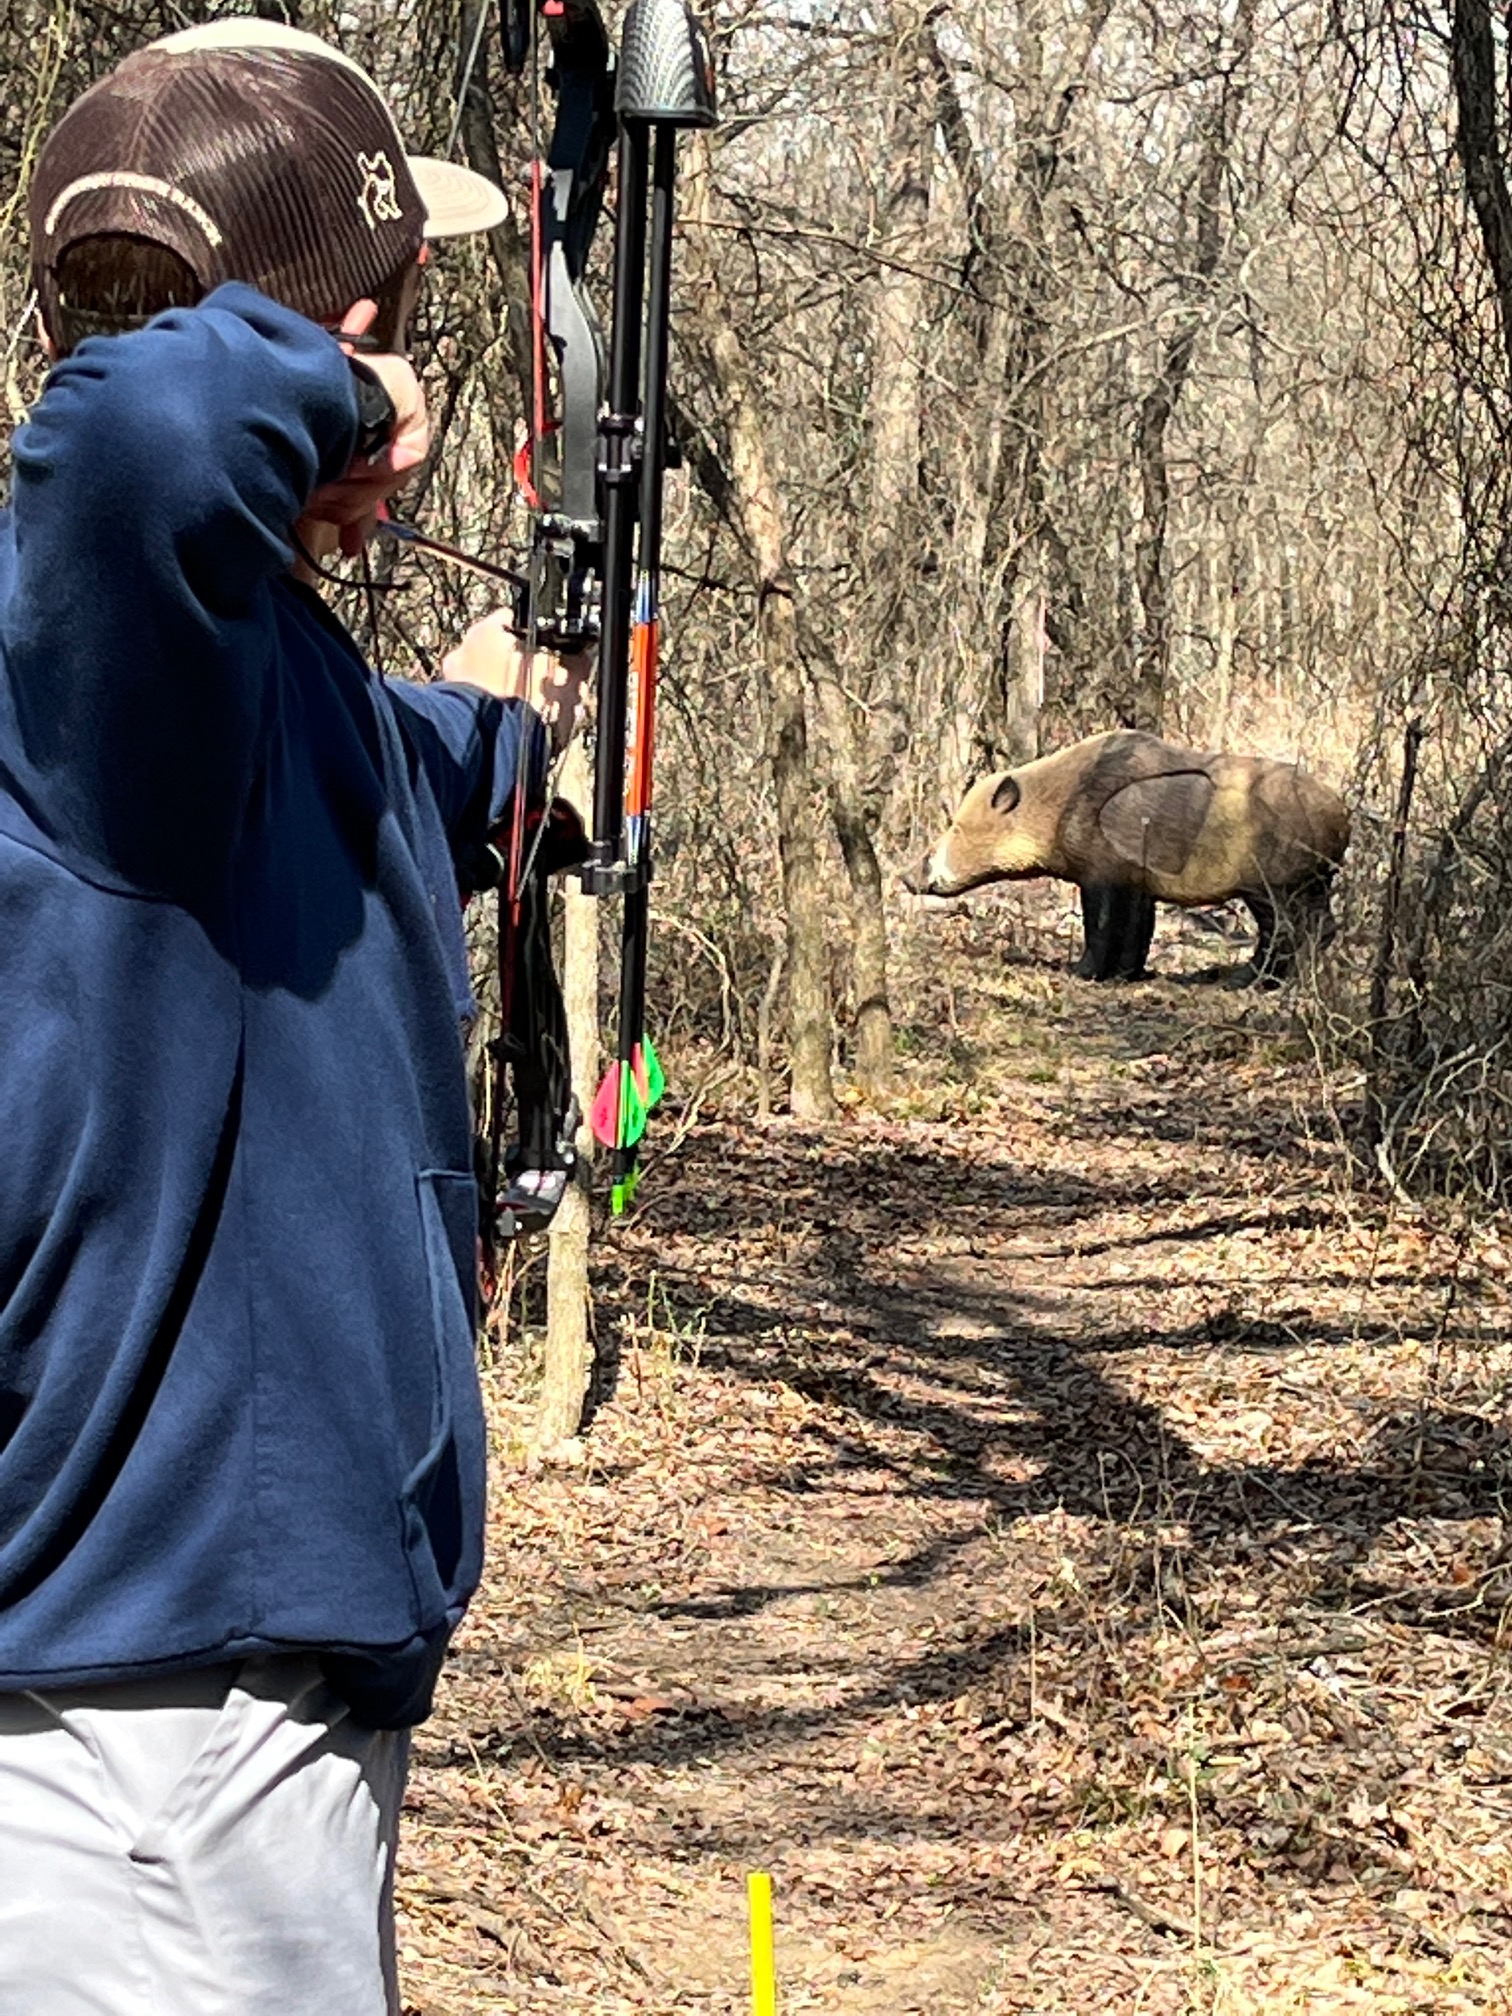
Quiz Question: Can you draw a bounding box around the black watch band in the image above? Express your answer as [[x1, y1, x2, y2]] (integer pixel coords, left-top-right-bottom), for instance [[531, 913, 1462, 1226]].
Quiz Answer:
[[348, 358, 396, 462]]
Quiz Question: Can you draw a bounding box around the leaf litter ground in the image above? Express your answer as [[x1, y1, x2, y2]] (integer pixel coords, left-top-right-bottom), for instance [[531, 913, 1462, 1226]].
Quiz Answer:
[[397, 892, 1512, 2014]]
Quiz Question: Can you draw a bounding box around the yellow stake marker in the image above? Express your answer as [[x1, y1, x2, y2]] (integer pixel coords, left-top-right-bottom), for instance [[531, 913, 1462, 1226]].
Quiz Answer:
[[748, 1871, 777, 2016]]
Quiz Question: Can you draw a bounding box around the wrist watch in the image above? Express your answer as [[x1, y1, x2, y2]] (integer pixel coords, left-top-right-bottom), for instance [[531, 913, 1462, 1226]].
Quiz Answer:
[[348, 358, 396, 462]]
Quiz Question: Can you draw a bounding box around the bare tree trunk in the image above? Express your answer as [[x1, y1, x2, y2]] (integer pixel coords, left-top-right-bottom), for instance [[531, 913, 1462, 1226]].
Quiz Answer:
[[685, 159, 836, 1123], [1005, 543, 1048, 760], [1132, 0, 1257, 732], [1452, 0, 1512, 393], [809, 670, 891, 1093], [1362, 720, 1423, 1158], [1211, 548, 1238, 746], [455, 0, 533, 422], [764, 597, 834, 1120], [976, 0, 1054, 762], [939, 0, 1114, 759], [537, 739, 598, 1452], [866, 0, 933, 551], [1133, 332, 1193, 730], [807, 0, 942, 1101]]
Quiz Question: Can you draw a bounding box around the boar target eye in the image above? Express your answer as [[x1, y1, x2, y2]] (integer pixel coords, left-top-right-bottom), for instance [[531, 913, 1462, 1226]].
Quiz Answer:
[[991, 776, 1021, 815]]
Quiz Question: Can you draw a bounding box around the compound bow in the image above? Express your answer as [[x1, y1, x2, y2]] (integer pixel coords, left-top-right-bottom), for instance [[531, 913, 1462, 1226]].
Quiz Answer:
[[460, 0, 716, 1238]]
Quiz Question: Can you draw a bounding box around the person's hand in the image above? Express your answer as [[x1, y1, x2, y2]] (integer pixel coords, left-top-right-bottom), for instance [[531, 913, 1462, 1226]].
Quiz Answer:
[[442, 610, 592, 756], [299, 300, 431, 559]]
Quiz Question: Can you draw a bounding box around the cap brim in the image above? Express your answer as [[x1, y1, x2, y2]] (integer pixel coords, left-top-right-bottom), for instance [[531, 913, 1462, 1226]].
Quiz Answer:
[[409, 157, 508, 237]]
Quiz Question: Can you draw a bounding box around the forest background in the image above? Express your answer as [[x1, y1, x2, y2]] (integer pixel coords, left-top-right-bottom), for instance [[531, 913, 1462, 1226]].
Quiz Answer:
[[7, 6, 1512, 2006], [4, 0, 1512, 1215]]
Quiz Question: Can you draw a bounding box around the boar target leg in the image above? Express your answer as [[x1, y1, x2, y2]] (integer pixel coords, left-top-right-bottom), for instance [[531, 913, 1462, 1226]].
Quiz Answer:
[[1076, 884, 1155, 982], [1244, 890, 1287, 984]]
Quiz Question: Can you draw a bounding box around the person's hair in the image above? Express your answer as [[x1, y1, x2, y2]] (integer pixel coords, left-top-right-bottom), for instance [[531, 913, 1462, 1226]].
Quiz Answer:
[[47, 233, 417, 358]]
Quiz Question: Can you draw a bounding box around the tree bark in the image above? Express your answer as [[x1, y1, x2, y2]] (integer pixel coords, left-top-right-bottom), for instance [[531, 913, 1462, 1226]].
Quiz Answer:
[[1133, 320, 1198, 731], [809, 668, 891, 1093], [865, 0, 933, 552], [805, 0, 942, 1100], [763, 589, 834, 1121], [1132, 0, 1257, 732], [1004, 541, 1048, 762], [685, 157, 836, 1122], [1362, 720, 1424, 1158], [935, 0, 1113, 762], [454, 1, 533, 425], [1452, 0, 1512, 396]]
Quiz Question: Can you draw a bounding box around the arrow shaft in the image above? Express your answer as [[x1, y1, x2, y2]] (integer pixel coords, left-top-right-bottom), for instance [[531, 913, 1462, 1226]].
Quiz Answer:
[[608, 126, 682, 1188]]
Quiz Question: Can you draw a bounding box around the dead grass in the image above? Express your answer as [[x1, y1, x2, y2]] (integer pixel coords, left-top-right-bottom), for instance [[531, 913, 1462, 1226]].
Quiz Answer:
[[397, 891, 1512, 2014]]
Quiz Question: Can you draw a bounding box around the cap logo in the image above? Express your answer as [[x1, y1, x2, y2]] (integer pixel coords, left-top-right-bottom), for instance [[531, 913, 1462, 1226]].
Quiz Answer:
[[357, 152, 402, 231], [43, 171, 223, 249]]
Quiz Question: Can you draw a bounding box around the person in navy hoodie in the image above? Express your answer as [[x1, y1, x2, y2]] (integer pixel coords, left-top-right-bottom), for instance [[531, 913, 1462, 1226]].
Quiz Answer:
[[0, 20, 581, 2013]]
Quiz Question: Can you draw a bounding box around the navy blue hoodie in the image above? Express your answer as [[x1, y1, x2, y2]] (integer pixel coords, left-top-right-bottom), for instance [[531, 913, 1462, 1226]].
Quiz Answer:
[[0, 286, 543, 1727]]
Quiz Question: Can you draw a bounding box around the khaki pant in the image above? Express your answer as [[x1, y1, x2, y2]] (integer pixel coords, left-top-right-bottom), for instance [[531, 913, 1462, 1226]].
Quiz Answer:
[[0, 1654, 408, 2015]]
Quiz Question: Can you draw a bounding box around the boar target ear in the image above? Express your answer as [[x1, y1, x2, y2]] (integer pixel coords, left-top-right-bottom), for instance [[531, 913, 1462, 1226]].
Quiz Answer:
[[991, 775, 1022, 815]]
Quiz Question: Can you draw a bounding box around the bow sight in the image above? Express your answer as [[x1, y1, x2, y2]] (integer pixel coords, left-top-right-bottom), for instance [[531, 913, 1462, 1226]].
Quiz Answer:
[[487, 0, 717, 1229]]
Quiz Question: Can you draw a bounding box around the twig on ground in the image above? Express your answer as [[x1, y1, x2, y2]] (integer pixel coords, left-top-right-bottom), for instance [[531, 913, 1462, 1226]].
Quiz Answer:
[[1084, 1878, 1200, 1943]]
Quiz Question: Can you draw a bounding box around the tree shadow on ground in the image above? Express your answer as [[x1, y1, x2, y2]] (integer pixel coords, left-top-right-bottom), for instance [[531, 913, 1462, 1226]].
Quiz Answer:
[[531, 1104, 1508, 1808]]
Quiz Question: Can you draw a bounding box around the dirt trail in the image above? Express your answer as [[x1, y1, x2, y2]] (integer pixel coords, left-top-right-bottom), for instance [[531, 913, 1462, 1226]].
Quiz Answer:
[[398, 902, 1512, 2014]]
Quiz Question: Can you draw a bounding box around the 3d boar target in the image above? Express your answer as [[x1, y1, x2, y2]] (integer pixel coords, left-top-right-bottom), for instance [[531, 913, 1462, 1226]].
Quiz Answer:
[[911, 731, 1350, 983]]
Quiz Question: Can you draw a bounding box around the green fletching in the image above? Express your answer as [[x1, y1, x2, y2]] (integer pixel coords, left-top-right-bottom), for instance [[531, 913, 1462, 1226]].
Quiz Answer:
[[642, 1034, 666, 1110], [620, 1060, 648, 1147], [608, 1041, 660, 1214]]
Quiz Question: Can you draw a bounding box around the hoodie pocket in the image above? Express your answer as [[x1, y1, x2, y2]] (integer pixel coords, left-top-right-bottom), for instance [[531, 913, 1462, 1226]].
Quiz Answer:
[[402, 1171, 486, 1626]]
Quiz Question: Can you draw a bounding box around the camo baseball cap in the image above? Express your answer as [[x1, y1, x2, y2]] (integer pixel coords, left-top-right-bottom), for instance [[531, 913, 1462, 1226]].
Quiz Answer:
[[30, 19, 507, 339]]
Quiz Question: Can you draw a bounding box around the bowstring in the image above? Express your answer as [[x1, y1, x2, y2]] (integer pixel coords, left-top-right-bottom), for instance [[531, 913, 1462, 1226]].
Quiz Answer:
[[491, 0, 554, 1223], [444, 2, 492, 163], [360, 547, 386, 677]]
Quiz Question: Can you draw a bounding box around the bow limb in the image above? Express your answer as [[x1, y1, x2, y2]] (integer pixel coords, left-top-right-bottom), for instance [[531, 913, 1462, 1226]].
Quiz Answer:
[[504, 0, 615, 653]]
